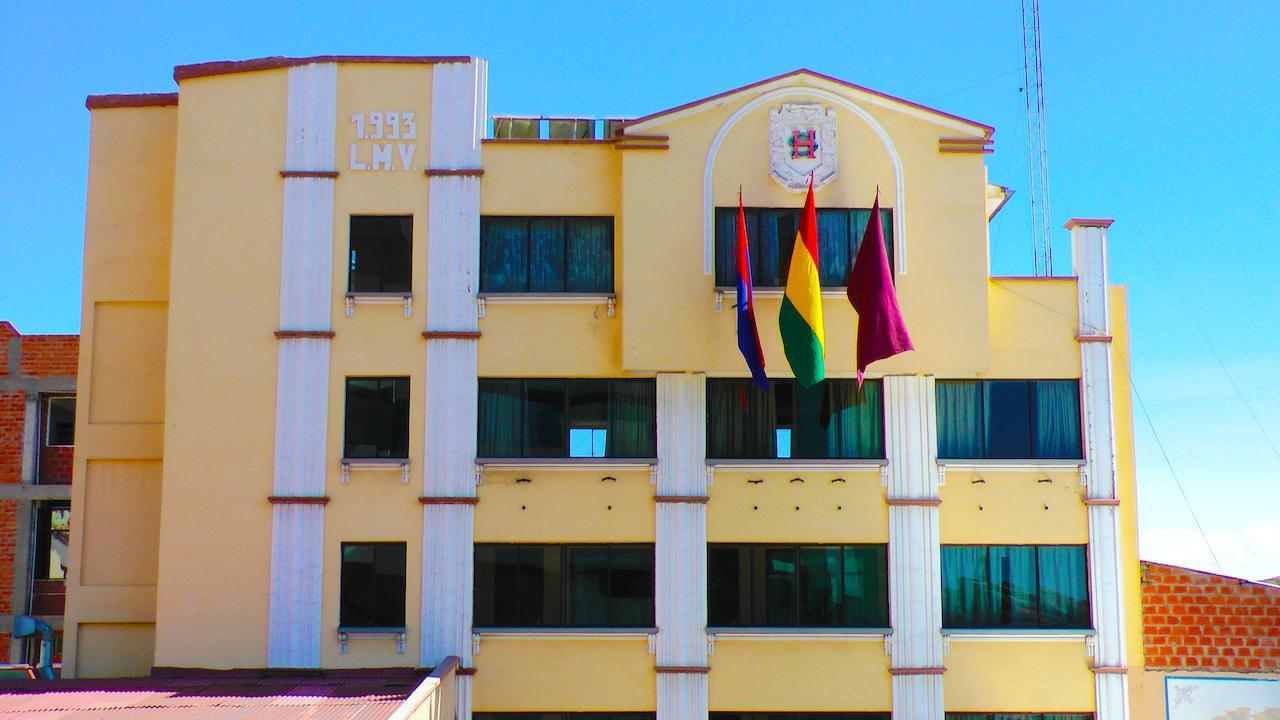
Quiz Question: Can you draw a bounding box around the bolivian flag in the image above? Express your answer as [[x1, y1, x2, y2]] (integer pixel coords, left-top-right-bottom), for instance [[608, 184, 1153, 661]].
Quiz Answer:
[[779, 179, 825, 387]]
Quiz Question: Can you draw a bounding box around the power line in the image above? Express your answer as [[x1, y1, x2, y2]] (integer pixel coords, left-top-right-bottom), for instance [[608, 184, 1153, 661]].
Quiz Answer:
[[990, 281, 1225, 571]]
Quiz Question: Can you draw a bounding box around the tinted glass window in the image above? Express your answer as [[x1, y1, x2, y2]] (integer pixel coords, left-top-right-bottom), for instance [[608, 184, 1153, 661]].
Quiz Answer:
[[340, 542, 407, 628], [936, 380, 1082, 460], [941, 545, 1090, 629], [349, 216, 412, 293], [709, 545, 889, 628], [706, 379, 883, 460], [475, 545, 654, 628], [480, 217, 614, 293], [344, 378, 410, 458], [45, 397, 75, 446], [478, 380, 656, 459], [714, 207, 894, 287]]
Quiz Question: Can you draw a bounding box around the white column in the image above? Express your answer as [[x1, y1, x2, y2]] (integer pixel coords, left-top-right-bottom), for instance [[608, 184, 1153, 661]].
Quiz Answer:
[[1068, 218, 1130, 719], [884, 375, 944, 720], [420, 60, 486, 717], [267, 62, 337, 669], [655, 373, 708, 720]]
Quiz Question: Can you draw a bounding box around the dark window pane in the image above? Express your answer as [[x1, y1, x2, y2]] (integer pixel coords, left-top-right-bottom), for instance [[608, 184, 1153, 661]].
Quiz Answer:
[[478, 380, 524, 457], [714, 208, 739, 286], [608, 547, 655, 626], [707, 380, 882, 460], [340, 542, 406, 628], [606, 381, 656, 458], [525, 380, 567, 457], [984, 381, 1032, 458], [764, 548, 798, 626], [349, 216, 412, 293], [569, 379, 607, 458], [708, 546, 744, 626], [942, 546, 993, 628], [1032, 380, 1083, 459], [936, 381, 984, 458], [343, 378, 409, 458], [566, 218, 613, 292], [45, 397, 75, 446], [798, 547, 841, 625], [529, 219, 566, 292], [842, 546, 889, 627], [988, 546, 1038, 627], [706, 379, 778, 459], [473, 545, 498, 627], [1037, 546, 1090, 628], [480, 218, 529, 292], [816, 209, 850, 286], [567, 546, 611, 626], [713, 207, 893, 288]]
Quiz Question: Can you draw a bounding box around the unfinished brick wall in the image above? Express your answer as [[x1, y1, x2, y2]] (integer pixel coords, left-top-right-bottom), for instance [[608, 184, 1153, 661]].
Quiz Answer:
[[1142, 560, 1280, 671], [19, 336, 79, 378], [0, 392, 23, 485]]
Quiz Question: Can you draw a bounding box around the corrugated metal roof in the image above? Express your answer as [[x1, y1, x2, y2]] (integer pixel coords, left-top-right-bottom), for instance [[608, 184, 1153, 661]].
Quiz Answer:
[[0, 673, 422, 719]]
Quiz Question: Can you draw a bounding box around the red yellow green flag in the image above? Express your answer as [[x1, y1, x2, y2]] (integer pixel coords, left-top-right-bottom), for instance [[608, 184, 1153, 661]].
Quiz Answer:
[[778, 179, 825, 387]]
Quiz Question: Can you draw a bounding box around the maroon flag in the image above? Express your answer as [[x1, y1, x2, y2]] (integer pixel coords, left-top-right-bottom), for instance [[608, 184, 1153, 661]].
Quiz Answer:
[[847, 191, 913, 385]]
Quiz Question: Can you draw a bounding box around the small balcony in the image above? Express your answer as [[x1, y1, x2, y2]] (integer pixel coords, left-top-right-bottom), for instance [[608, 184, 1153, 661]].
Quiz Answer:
[[486, 116, 631, 141]]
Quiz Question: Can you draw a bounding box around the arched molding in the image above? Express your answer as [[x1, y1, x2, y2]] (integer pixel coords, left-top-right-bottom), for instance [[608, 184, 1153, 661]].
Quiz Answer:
[[702, 86, 907, 275]]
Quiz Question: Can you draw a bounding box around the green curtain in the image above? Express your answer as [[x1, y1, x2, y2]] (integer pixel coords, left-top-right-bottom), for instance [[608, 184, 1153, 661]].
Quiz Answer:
[[477, 380, 523, 457], [941, 546, 992, 627], [1033, 380, 1082, 459], [566, 218, 613, 293], [826, 381, 884, 459], [707, 380, 777, 458], [842, 545, 889, 627], [988, 545, 1038, 627], [566, 546, 610, 626], [756, 209, 786, 286], [816, 209, 851, 286], [606, 380, 656, 458], [479, 218, 528, 292], [1037, 546, 1090, 628], [799, 547, 841, 625], [528, 218, 565, 292], [936, 381, 984, 458]]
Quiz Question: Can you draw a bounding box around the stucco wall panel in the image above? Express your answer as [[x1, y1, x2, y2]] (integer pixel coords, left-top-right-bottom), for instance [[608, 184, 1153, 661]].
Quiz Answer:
[[80, 460, 161, 587]]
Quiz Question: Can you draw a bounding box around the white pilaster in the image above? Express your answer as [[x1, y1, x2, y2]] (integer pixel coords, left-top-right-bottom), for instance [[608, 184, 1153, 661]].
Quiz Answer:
[[420, 62, 486, 715], [655, 373, 708, 720], [885, 375, 944, 720], [267, 62, 337, 669], [1069, 218, 1130, 720]]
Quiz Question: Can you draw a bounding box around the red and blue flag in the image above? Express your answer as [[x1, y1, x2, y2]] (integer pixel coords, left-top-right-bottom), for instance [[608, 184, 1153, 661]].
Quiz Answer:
[[735, 192, 769, 390]]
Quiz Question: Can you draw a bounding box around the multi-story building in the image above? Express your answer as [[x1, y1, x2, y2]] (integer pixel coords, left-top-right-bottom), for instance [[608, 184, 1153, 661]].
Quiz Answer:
[[0, 323, 77, 667], [67, 55, 1143, 719]]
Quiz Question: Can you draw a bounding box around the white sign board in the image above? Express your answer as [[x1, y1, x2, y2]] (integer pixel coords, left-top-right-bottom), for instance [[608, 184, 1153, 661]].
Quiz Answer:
[[1167, 676, 1280, 719]]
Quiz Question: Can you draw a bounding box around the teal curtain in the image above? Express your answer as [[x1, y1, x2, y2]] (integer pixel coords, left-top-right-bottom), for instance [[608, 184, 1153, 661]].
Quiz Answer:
[[988, 545, 1038, 627], [479, 218, 528, 292], [566, 218, 613, 292], [1037, 546, 1090, 628], [477, 380, 523, 457], [566, 546, 610, 626], [706, 380, 777, 458], [825, 381, 884, 459], [941, 546, 992, 627], [606, 380, 656, 458], [1033, 380, 1082, 459], [757, 209, 788, 286], [936, 381, 984, 458], [799, 547, 841, 625], [816, 209, 850, 286], [528, 218, 565, 292]]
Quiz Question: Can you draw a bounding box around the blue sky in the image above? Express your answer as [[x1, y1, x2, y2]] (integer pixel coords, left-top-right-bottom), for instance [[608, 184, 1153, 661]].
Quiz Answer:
[[2, 2, 1277, 578]]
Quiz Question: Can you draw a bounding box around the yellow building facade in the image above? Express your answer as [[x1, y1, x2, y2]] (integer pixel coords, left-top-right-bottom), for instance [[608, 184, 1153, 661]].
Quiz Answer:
[[68, 56, 1141, 719]]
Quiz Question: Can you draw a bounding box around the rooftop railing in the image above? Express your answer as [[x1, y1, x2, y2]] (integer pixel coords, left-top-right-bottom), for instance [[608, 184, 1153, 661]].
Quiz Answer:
[[486, 116, 632, 141]]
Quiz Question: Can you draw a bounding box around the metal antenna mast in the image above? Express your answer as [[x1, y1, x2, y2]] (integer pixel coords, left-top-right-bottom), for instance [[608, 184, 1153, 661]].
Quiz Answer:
[[1022, 0, 1053, 276]]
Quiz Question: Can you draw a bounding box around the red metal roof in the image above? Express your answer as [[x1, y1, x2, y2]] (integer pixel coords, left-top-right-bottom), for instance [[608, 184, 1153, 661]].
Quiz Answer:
[[0, 673, 424, 719]]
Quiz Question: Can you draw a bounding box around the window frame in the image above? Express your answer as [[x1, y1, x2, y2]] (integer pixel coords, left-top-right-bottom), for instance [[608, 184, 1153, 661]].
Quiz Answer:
[[42, 396, 75, 448], [935, 379, 1084, 460], [707, 543, 890, 629], [342, 376, 411, 460], [477, 379, 657, 460], [713, 206, 895, 289], [473, 543, 656, 629], [479, 216, 616, 294], [347, 215, 414, 295], [940, 544, 1092, 630], [705, 378, 885, 461], [339, 541, 408, 629]]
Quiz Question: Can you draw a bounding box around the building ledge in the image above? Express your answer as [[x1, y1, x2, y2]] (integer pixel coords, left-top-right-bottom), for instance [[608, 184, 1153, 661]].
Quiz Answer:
[[936, 459, 1084, 472], [341, 458, 409, 484], [337, 626, 406, 654]]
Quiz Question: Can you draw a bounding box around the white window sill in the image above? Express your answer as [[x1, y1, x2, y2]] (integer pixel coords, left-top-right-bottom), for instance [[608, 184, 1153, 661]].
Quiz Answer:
[[337, 626, 407, 654], [936, 459, 1084, 472], [472, 628, 657, 655], [942, 629, 1094, 642], [341, 458, 410, 484], [708, 627, 889, 640], [476, 457, 657, 484], [345, 292, 413, 317], [477, 293, 615, 317]]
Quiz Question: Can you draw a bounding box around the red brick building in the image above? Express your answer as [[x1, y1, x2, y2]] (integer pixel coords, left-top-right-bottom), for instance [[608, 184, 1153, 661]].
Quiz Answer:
[[1134, 560, 1280, 715], [0, 322, 77, 668]]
